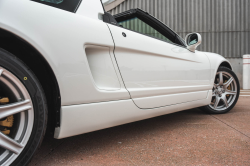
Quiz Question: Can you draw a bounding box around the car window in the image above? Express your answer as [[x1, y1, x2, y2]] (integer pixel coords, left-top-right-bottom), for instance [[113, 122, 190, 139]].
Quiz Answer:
[[118, 17, 173, 44], [31, 0, 82, 12], [114, 9, 185, 46]]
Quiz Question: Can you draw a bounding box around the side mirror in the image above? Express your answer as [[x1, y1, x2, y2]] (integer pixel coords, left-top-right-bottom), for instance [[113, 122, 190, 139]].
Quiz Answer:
[[185, 33, 202, 52]]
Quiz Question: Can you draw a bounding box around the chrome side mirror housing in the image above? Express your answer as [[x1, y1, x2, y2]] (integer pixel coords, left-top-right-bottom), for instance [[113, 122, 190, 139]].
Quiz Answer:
[[185, 33, 202, 52]]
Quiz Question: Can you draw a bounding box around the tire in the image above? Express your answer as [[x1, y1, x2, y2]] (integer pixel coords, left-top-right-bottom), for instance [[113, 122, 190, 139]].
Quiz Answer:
[[201, 66, 240, 114], [0, 48, 47, 166]]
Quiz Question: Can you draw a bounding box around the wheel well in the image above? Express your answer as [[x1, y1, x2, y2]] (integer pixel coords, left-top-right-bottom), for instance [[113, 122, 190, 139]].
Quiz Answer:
[[219, 61, 232, 70], [0, 28, 61, 134]]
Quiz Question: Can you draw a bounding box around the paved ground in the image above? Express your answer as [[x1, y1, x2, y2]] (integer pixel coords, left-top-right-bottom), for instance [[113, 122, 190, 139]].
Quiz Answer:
[[29, 92, 250, 166]]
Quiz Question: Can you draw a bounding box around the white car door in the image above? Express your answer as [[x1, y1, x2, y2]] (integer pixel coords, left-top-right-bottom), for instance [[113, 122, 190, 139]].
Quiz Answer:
[[106, 12, 211, 109]]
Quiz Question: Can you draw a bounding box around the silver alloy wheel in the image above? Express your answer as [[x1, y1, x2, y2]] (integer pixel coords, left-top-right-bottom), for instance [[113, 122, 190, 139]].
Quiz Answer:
[[209, 71, 237, 111], [0, 67, 34, 165]]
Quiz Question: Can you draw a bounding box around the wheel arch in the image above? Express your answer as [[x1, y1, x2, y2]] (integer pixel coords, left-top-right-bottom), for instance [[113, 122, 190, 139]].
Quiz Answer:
[[0, 28, 61, 134], [219, 61, 232, 70]]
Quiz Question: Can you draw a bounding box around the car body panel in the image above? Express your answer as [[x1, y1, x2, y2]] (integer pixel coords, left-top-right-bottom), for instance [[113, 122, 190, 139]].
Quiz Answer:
[[203, 52, 233, 87], [85, 45, 121, 90], [55, 90, 212, 139], [76, 0, 104, 20], [107, 24, 211, 108], [0, 0, 130, 106]]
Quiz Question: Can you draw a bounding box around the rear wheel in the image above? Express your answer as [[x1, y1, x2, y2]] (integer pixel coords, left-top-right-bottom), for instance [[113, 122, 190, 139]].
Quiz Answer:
[[202, 66, 240, 114], [0, 49, 47, 166]]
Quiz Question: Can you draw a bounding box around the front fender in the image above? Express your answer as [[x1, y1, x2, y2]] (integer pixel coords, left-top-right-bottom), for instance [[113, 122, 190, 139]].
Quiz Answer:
[[203, 52, 232, 86]]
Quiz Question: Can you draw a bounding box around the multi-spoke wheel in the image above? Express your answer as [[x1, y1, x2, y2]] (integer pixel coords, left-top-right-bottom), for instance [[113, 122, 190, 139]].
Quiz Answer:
[[0, 49, 47, 166], [202, 66, 240, 114]]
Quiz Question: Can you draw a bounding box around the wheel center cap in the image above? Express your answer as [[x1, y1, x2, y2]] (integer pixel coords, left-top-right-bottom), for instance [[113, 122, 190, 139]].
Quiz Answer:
[[217, 87, 223, 94]]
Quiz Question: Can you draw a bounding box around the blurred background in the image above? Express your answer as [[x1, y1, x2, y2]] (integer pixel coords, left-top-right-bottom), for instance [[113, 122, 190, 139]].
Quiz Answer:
[[103, 0, 250, 88]]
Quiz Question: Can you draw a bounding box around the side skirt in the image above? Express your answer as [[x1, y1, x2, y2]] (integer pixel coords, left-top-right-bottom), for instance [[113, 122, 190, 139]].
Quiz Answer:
[[54, 90, 212, 139]]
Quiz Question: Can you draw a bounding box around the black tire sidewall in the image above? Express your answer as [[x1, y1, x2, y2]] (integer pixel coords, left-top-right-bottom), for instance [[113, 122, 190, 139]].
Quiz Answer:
[[202, 66, 240, 114], [0, 48, 47, 166]]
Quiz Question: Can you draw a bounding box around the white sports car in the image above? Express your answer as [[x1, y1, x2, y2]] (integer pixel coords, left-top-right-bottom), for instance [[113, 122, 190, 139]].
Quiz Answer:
[[0, 0, 239, 165]]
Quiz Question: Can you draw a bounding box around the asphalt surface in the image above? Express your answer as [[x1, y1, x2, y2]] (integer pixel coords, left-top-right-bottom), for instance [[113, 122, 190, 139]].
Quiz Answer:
[[29, 92, 250, 166]]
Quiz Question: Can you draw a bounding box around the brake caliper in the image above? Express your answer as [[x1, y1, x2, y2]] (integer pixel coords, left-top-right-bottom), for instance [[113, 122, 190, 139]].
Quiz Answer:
[[0, 97, 14, 135], [224, 80, 231, 97]]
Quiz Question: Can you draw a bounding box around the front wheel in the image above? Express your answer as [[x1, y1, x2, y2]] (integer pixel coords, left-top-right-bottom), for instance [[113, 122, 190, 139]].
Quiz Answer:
[[202, 66, 240, 114]]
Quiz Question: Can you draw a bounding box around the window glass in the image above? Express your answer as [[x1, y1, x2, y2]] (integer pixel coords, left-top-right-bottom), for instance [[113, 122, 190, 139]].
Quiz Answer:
[[118, 17, 173, 43], [31, 0, 82, 12]]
